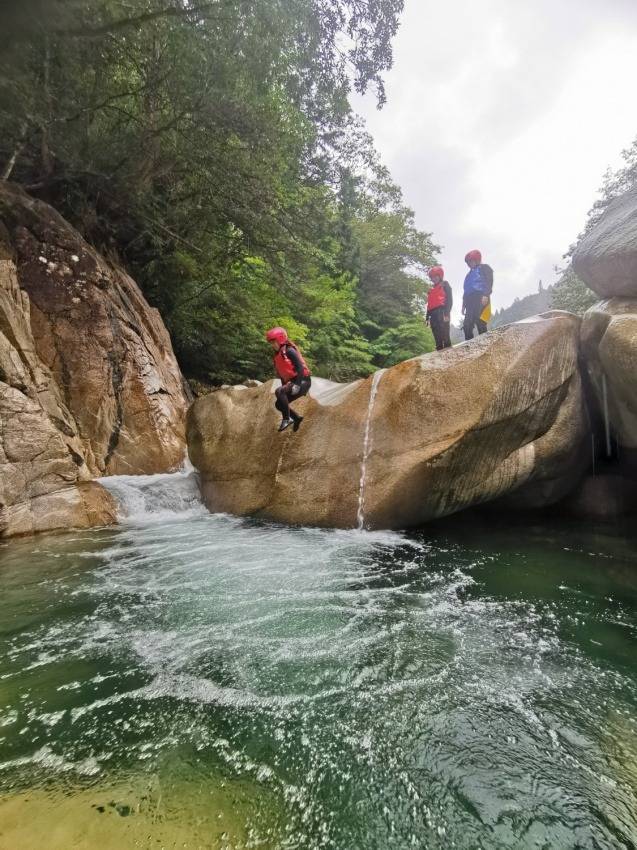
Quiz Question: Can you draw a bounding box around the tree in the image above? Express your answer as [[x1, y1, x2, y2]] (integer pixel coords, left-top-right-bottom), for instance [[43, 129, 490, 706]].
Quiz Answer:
[[370, 318, 435, 367], [582, 136, 637, 235], [550, 266, 597, 315], [0, 0, 442, 384]]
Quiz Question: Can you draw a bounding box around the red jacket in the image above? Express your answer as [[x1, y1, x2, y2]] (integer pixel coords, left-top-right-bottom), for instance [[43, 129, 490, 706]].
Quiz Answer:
[[427, 282, 446, 311], [426, 280, 453, 317], [273, 343, 310, 383]]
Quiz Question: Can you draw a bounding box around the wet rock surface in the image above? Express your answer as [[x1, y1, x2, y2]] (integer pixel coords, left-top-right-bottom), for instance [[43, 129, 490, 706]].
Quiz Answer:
[[0, 183, 188, 537], [573, 185, 637, 298], [581, 298, 637, 459]]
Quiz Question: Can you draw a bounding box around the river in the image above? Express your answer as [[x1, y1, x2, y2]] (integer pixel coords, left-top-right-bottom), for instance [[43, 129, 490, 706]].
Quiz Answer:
[[0, 469, 636, 849]]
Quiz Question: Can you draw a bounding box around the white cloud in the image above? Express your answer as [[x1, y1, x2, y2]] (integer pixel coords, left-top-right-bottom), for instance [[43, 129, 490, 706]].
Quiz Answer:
[[354, 0, 637, 318]]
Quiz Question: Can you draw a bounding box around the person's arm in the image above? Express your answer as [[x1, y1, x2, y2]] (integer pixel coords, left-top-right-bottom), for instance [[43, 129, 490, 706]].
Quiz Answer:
[[480, 264, 493, 296], [285, 346, 305, 386], [443, 281, 453, 315]]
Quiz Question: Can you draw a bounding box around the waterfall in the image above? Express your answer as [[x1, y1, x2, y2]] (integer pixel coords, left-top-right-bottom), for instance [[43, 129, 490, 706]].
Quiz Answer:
[[98, 461, 206, 523], [601, 374, 612, 459], [356, 369, 386, 530]]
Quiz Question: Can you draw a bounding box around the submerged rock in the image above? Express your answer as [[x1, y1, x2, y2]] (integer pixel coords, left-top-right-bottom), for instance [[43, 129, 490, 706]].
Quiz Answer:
[[581, 298, 637, 464], [573, 185, 637, 298], [188, 312, 587, 530]]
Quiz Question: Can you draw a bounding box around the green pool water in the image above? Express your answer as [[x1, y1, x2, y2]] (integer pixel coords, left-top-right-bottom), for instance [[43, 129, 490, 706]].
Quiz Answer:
[[0, 476, 636, 849]]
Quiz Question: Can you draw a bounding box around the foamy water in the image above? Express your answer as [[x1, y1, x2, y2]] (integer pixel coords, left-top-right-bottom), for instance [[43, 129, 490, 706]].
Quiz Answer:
[[0, 475, 636, 849]]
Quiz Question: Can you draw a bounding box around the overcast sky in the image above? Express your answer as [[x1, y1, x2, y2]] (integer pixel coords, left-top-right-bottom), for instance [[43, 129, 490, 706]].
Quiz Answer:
[[354, 0, 637, 316]]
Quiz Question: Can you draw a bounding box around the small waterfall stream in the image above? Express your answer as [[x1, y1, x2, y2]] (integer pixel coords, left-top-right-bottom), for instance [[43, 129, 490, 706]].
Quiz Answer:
[[356, 368, 386, 530], [601, 373, 612, 458]]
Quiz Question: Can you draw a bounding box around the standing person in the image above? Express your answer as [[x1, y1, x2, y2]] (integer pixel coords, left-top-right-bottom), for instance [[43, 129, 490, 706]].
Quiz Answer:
[[462, 249, 494, 340], [265, 327, 311, 432], [426, 266, 453, 350]]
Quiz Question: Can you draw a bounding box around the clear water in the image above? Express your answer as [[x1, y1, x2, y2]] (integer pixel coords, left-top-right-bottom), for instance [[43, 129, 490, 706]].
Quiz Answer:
[[0, 474, 636, 849]]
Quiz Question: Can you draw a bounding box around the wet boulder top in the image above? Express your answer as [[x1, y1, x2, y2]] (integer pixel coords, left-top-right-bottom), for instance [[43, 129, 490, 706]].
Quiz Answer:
[[573, 184, 637, 298]]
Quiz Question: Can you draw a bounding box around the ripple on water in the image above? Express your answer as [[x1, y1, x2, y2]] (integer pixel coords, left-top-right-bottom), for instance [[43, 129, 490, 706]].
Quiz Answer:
[[0, 509, 636, 849]]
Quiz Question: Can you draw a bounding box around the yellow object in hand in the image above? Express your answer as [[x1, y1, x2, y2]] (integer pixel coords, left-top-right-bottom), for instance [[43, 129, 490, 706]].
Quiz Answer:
[[480, 300, 492, 323]]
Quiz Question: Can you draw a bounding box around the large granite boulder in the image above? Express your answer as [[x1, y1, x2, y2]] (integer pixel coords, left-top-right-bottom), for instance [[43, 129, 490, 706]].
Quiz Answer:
[[573, 186, 637, 298], [581, 298, 637, 463], [0, 182, 189, 476], [188, 313, 588, 530]]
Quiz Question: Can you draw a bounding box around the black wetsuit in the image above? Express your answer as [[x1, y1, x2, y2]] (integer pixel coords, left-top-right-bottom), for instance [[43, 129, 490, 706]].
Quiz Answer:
[[274, 346, 311, 422], [426, 280, 453, 350]]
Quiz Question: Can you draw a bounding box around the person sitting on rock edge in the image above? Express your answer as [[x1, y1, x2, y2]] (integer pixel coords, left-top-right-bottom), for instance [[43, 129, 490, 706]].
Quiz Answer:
[[426, 265, 453, 350], [462, 249, 493, 340], [266, 327, 312, 432]]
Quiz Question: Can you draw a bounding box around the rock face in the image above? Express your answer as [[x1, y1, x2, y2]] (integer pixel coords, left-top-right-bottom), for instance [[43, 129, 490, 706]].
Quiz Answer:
[[188, 312, 587, 530], [0, 182, 189, 477], [0, 219, 116, 536], [558, 474, 637, 520], [0, 182, 189, 537], [573, 186, 637, 298], [581, 299, 637, 462]]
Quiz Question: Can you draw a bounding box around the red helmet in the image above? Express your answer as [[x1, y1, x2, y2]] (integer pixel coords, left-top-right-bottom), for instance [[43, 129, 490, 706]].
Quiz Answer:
[[465, 249, 482, 264], [428, 265, 444, 281], [266, 326, 288, 345]]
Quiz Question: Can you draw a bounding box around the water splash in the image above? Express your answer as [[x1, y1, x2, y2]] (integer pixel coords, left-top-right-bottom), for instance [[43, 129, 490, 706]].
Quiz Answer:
[[98, 463, 205, 524], [356, 369, 386, 530]]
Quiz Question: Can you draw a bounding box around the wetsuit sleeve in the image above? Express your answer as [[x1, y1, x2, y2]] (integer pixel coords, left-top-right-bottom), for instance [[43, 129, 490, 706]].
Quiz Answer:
[[480, 265, 494, 295], [443, 281, 453, 313], [285, 346, 305, 385]]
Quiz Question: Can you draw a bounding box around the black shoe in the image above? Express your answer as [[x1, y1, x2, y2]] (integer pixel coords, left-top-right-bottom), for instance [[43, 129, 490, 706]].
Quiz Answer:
[[292, 416, 304, 432], [278, 419, 292, 432]]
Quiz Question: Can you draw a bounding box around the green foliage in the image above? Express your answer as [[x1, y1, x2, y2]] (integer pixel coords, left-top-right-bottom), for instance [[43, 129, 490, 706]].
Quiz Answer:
[[550, 267, 597, 315], [370, 318, 435, 367], [582, 136, 637, 235], [0, 0, 440, 384]]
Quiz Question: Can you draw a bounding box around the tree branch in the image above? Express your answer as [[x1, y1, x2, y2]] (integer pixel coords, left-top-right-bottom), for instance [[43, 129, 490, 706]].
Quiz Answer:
[[57, 2, 226, 39], [2, 122, 28, 180]]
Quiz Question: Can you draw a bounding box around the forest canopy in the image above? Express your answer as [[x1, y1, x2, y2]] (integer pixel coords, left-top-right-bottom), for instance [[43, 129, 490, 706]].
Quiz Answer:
[[0, 0, 437, 383]]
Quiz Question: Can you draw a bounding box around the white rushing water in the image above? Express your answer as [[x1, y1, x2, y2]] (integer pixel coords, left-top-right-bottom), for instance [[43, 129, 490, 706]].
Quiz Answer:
[[98, 461, 207, 524], [356, 369, 386, 530]]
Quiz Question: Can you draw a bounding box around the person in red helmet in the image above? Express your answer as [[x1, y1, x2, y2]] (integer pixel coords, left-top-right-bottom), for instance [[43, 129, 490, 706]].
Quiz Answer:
[[265, 327, 311, 432], [462, 249, 494, 340], [425, 266, 453, 350]]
